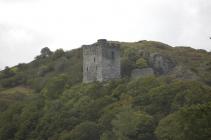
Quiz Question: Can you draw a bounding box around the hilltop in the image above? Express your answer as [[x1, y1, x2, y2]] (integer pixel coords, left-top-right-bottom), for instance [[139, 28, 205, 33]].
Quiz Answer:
[[0, 40, 211, 140]]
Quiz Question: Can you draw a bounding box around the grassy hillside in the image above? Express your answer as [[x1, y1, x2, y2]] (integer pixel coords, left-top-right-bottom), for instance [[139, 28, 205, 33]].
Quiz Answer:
[[0, 40, 210, 140]]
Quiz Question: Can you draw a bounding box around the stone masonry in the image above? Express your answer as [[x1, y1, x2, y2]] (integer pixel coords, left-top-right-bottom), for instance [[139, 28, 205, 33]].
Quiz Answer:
[[83, 39, 121, 83]]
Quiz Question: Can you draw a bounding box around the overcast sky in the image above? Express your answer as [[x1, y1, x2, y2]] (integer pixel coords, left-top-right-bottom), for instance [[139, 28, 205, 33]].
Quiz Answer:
[[0, 0, 211, 70]]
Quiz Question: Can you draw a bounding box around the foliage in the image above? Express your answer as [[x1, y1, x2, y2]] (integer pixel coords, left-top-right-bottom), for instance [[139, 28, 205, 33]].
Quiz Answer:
[[155, 102, 211, 140], [0, 41, 211, 140], [112, 106, 155, 140], [41, 74, 68, 99], [60, 121, 100, 140], [40, 47, 52, 58], [136, 58, 148, 68]]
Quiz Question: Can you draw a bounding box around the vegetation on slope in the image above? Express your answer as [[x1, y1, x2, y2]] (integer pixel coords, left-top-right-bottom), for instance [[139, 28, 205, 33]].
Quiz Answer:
[[0, 40, 211, 140]]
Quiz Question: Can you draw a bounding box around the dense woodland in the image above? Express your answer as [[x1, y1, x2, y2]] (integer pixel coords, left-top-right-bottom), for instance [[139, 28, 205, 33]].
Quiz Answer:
[[0, 40, 211, 140]]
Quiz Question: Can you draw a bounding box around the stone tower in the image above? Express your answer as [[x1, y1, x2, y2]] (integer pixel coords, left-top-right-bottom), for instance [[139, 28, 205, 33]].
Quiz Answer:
[[83, 39, 121, 83]]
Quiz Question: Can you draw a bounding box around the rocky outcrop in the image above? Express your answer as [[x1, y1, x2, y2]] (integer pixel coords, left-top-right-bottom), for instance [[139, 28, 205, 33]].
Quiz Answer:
[[137, 49, 176, 75], [131, 68, 154, 79], [149, 53, 176, 74]]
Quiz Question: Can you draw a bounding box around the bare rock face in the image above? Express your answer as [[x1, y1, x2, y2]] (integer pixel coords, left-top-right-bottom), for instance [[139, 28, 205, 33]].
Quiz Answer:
[[137, 49, 176, 75], [149, 53, 176, 74], [131, 68, 154, 79]]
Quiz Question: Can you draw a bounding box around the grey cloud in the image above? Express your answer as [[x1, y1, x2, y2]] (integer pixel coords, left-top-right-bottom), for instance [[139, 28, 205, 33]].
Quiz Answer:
[[0, 0, 40, 4], [0, 0, 35, 2], [0, 24, 45, 70], [180, 0, 211, 50], [143, 0, 211, 51]]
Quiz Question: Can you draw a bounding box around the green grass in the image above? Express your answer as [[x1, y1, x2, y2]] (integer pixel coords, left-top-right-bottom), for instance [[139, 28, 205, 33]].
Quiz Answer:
[[0, 86, 33, 95]]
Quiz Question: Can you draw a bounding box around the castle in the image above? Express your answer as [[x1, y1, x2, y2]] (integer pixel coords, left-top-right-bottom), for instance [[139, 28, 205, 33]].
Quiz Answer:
[[83, 39, 121, 83]]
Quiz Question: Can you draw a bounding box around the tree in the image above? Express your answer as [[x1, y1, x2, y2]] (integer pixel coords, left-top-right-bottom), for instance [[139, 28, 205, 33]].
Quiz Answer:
[[60, 121, 100, 140], [0, 103, 23, 140], [54, 57, 68, 72], [40, 47, 52, 58], [1, 66, 15, 79], [155, 102, 211, 140], [136, 58, 148, 68], [53, 49, 65, 60], [100, 131, 116, 140], [41, 74, 67, 99], [37, 65, 53, 76], [112, 106, 155, 140]]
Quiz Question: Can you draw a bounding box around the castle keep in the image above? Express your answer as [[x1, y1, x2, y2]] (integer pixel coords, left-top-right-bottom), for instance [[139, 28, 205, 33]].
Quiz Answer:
[[83, 39, 121, 83]]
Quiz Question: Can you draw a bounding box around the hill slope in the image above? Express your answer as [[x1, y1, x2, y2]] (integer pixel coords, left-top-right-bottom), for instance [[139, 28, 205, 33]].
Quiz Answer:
[[0, 40, 211, 140]]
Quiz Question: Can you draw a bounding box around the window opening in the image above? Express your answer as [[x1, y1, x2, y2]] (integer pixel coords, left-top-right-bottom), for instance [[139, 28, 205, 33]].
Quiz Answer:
[[111, 51, 115, 59]]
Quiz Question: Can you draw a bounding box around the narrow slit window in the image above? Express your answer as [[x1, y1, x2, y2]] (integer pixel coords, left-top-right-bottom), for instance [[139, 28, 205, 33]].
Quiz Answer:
[[87, 67, 88, 72], [111, 51, 115, 59], [94, 57, 95, 62]]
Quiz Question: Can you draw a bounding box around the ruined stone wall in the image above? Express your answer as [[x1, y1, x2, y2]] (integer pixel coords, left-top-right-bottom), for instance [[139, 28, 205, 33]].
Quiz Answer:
[[100, 45, 121, 81], [83, 45, 99, 83], [83, 39, 120, 83]]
